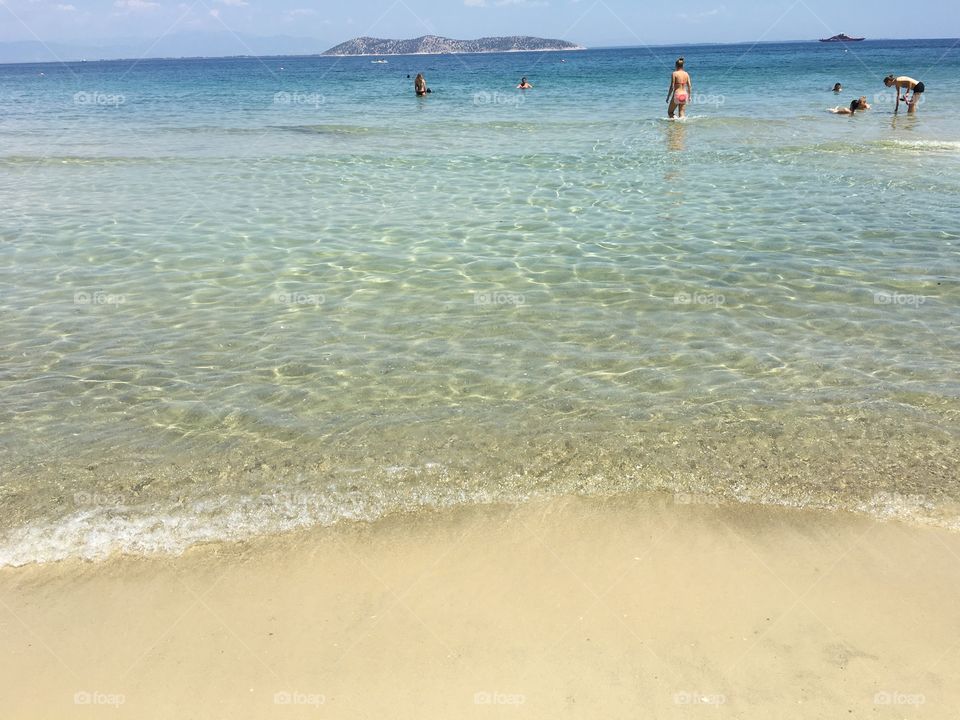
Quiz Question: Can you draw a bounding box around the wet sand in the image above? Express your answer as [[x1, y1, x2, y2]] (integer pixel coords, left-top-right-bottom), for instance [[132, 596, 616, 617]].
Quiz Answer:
[[1, 494, 959, 718]]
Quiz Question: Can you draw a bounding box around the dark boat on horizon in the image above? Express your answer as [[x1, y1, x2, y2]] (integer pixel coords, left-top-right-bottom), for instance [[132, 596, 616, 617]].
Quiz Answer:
[[820, 33, 865, 42]]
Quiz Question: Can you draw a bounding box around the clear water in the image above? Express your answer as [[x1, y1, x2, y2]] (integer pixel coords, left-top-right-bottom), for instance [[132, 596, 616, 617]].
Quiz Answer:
[[1, 40, 959, 565]]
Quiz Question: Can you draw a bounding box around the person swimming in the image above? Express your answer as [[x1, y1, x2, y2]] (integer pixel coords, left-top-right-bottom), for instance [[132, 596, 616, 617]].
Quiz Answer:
[[517, 77, 533, 89], [830, 96, 870, 115], [884, 75, 924, 113], [414, 73, 428, 97], [832, 83, 842, 93], [667, 57, 692, 119]]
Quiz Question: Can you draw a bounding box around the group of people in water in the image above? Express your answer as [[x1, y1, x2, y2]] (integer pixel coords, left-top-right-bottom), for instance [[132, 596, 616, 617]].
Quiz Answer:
[[830, 75, 925, 115], [411, 73, 533, 95], [411, 58, 927, 117]]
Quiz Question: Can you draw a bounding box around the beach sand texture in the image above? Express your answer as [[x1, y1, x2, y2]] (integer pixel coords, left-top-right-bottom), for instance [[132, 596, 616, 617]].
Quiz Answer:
[[2, 495, 959, 719]]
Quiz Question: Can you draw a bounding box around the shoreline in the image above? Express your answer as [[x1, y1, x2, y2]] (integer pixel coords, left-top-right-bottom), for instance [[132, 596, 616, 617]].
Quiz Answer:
[[4, 403, 959, 567], [2, 494, 959, 718]]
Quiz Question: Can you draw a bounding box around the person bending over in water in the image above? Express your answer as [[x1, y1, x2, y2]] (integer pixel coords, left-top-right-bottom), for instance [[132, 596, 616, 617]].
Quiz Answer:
[[415, 73, 429, 97], [667, 57, 692, 119], [832, 82, 842, 93], [884, 75, 924, 113], [517, 77, 533, 89], [830, 96, 870, 115]]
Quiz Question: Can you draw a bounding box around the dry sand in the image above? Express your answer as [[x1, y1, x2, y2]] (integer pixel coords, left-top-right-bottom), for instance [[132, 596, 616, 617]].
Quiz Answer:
[[1, 494, 959, 719]]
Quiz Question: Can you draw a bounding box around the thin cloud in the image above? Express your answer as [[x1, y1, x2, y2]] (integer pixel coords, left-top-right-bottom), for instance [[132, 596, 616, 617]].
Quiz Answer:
[[113, 0, 160, 10], [678, 5, 726, 22]]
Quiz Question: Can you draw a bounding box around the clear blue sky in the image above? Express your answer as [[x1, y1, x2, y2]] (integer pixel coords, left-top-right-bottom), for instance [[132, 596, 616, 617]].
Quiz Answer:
[[0, 0, 955, 50]]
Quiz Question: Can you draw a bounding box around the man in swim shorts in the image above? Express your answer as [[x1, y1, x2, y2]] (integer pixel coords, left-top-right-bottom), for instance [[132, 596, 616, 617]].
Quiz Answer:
[[667, 57, 692, 119], [884, 75, 924, 113]]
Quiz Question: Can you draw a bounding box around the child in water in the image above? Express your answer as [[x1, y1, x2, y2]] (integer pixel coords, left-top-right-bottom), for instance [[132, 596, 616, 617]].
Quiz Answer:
[[830, 96, 870, 115]]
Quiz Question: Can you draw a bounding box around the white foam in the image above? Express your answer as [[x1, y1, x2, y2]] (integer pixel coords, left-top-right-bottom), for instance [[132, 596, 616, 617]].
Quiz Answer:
[[2, 484, 957, 567], [884, 139, 960, 152], [0, 484, 511, 567]]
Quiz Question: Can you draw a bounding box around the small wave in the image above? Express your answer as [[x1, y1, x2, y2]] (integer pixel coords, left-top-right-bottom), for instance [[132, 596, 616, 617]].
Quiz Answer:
[[875, 139, 960, 152], [3, 478, 959, 567], [0, 155, 160, 165], [0, 477, 517, 567], [155, 125, 280, 135], [276, 124, 381, 136]]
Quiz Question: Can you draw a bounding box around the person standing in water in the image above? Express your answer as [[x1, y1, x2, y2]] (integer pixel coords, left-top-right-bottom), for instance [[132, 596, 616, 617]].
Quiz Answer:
[[415, 73, 428, 97], [884, 75, 924, 113], [667, 57, 692, 119], [517, 77, 533, 89]]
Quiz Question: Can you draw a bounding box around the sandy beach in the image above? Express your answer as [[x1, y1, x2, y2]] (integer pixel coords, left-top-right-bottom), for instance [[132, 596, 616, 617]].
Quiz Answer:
[[2, 20, 960, 720], [2, 494, 959, 719]]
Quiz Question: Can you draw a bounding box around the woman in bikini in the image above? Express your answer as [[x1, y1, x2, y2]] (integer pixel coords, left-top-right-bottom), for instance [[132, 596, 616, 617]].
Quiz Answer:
[[667, 57, 692, 119], [414, 73, 428, 97]]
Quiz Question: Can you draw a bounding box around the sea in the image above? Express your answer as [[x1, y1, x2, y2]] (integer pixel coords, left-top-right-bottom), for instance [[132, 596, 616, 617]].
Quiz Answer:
[[1, 39, 958, 566]]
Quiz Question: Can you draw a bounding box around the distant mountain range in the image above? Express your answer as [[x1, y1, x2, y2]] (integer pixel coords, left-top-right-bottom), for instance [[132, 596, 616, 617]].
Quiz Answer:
[[323, 35, 585, 56]]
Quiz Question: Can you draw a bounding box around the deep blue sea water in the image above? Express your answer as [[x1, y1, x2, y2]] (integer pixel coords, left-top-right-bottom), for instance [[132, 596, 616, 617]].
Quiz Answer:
[[1, 40, 959, 564]]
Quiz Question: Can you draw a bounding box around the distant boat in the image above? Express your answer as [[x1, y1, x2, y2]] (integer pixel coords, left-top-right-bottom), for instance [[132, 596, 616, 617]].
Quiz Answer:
[[371, 59, 388, 64], [819, 33, 865, 42]]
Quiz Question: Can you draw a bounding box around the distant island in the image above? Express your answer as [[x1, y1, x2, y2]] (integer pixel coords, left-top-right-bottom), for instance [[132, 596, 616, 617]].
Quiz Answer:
[[323, 35, 585, 56], [819, 33, 865, 42]]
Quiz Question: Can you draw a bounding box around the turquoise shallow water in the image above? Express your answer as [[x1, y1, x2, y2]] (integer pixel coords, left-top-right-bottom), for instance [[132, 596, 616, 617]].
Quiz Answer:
[[1, 40, 959, 564]]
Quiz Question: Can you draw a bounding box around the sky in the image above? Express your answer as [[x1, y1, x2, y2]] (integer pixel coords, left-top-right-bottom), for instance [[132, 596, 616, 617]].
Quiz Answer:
[[0, 0, 956, 56]]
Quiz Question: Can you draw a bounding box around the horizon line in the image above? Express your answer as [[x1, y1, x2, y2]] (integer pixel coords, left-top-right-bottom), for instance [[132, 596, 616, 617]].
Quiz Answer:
[[0, 36, 956, 67]]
